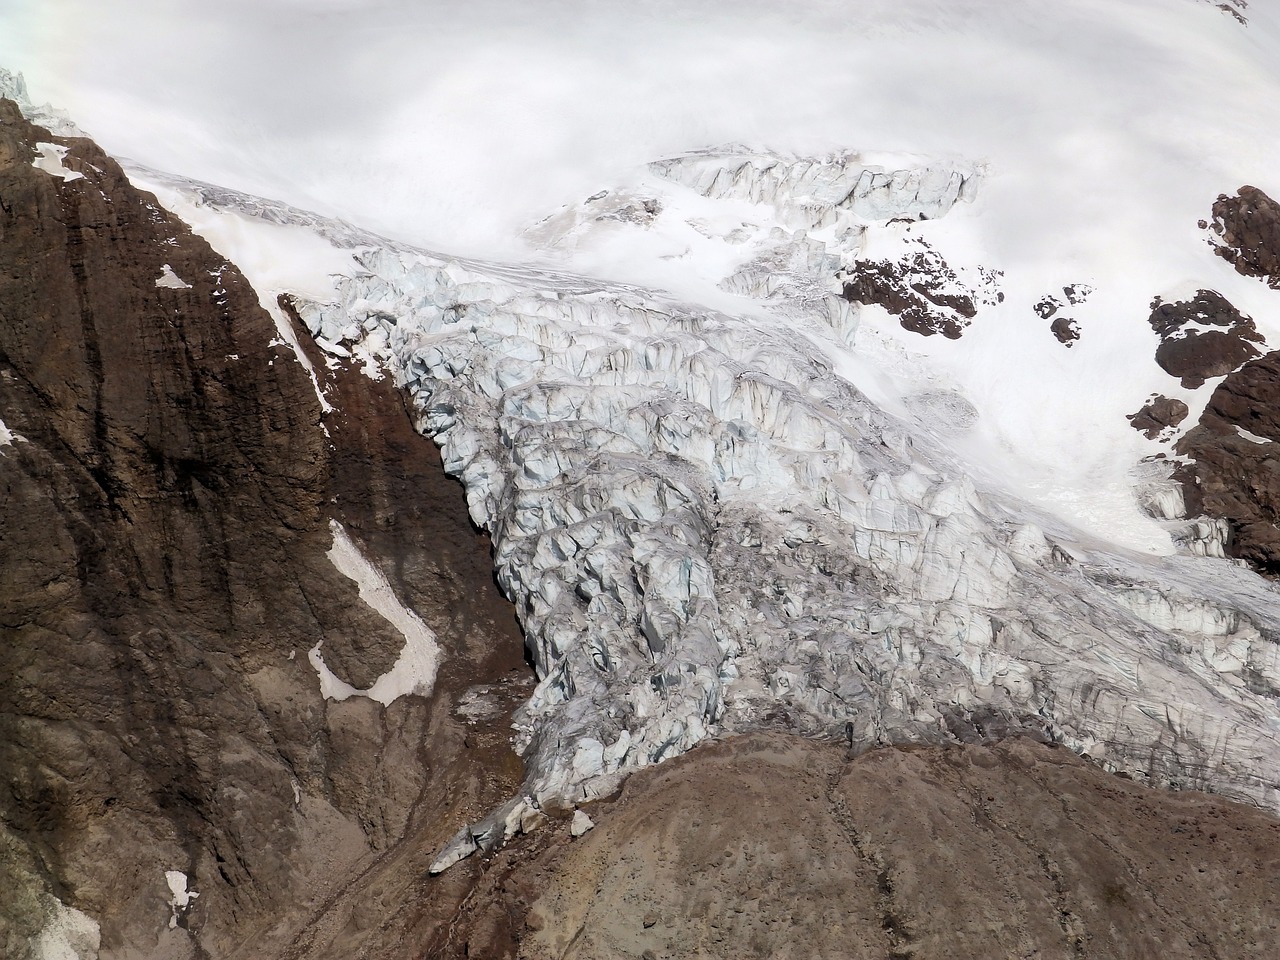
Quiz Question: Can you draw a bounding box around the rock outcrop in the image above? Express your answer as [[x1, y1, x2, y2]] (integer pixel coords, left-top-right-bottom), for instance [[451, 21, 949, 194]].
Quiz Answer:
[[1147, 289, 1263, 389], [1127, 395, 1189, 440], [1208, 185, 1280, 286], [0, 99, 527, 959], [1174, 190, 1280, 575], [840, 240, 993, 340], [440, 733, 1280, 960], [1178, 352, 1280, 576]]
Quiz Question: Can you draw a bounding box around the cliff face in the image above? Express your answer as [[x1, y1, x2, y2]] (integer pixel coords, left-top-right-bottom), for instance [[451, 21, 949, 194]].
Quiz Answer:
[[0, 99, 528, 959]]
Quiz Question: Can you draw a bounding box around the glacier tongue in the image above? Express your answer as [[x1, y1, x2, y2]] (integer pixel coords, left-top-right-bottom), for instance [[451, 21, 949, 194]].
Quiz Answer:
[[285, 158, 1280, 841], [145, 146, 1280, 869]]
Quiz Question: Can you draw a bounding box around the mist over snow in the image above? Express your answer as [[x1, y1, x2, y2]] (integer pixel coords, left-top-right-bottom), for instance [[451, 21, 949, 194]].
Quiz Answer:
[[3, 0, 1279, 262]]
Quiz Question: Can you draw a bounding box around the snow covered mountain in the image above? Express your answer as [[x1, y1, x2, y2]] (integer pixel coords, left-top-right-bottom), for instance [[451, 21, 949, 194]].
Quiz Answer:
[[5, 0, 1280, 957]]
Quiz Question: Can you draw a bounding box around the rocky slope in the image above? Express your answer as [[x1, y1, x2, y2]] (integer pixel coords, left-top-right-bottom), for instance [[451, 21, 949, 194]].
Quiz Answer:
[[441, 732, 1280, 960], [0, 98, 530, 959], [1175, 186, 1280, 575]]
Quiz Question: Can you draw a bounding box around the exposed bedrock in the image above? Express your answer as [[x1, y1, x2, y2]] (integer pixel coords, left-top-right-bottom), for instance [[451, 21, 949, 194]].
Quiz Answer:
[[438, 733, 1280, 960], [1178, 351, 1280, 576], [1208, 185, 1280, 287], [839, 238, 1002, 340], [1174, 190, 1280, 576], [1127, 395, 1189, 440], [0, 99, 527, 959], [1147, 289, 1263, 388], [1050, 315, 1081, 346]]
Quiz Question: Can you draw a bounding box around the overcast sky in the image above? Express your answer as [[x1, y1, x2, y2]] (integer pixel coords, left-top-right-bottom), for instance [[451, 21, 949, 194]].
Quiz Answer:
[[3, 1, 1280, 258]]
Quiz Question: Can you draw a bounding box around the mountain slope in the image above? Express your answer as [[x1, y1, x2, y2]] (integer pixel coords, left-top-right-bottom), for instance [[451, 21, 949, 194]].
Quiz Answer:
[[5, 1, 1280, 955]]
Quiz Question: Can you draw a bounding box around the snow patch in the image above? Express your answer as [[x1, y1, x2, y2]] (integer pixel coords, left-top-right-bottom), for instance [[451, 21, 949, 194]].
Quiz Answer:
[[32, 142, 83, 182], [154, 264, 191, 289], [0, 416, 24, 448], [308, 520, 440, 706], [164, 870, 197, 930], [1236, 425, 1272, 445]]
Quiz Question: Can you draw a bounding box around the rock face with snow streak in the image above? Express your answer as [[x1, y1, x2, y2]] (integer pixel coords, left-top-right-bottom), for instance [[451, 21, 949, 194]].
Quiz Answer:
[[291, 152, 1280, 853], [0, 98, 529, 959]]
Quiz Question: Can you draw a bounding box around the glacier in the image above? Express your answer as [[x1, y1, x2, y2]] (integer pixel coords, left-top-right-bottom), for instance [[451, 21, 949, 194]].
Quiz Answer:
[[118, 141, 1280, 871], [126, 148, 1280, 868]]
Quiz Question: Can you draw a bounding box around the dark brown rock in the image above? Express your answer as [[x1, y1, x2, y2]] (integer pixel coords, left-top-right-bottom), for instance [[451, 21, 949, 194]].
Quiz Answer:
[[841, 243, 999, 339], [1062, 282, 1093, 305], [1147, 289, 1251, 338], [1156, 329, 1260, 387], [1127, 395, 1189, 439], [1035, 286, 1091, 345], [1146, 290, 1263, 387], [1033, 295, 1061, 319], [438, 734, 1280, 960], [1177, 350, 1280, 575], [0, 99, 528, 958], [1208, 185, 1280, 287], [1050, 315, 1080, 346]]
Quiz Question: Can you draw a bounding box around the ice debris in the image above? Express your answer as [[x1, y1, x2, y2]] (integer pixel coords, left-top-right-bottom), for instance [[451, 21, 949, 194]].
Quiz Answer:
[[570, 809, 595, 837]]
